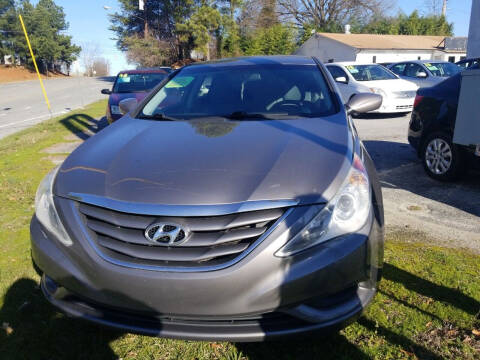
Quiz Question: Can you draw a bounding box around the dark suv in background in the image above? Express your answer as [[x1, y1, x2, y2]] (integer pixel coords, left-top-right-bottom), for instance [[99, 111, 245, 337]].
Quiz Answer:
[[408, 65, 480, 181]]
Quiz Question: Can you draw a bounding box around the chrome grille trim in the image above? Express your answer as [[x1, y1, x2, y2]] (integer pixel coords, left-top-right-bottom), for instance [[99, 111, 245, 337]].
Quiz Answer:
[[70, 200, 294, 272], [66, 192, 298, 216]]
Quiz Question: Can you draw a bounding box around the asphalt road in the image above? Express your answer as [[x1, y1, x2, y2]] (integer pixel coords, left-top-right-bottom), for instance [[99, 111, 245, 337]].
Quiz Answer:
[[354, 113, 480, 252], [0, 76, 113, 140]]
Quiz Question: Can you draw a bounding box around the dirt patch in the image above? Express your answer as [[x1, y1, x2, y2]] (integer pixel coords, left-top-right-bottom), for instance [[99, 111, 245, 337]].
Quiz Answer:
[[0, 65, 67, 83], [415, 321, 480, 359], [43, 155, 67, 165], [41, 141, 82, 154]]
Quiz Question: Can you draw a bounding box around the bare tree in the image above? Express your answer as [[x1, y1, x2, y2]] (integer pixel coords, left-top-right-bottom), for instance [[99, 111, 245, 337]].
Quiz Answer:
[[92, 58, 111, 76], [80, 42, 102, 77], [277, 0, 390, 29]]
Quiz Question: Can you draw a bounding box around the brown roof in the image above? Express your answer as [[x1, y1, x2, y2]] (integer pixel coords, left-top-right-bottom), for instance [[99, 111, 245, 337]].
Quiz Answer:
[[317, 33, 446, 50]]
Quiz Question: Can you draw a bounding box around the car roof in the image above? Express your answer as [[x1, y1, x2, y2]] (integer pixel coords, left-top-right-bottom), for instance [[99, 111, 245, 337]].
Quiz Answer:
[[184, 55, 317, 69], [390, 60, 450, 65], [327, 62, 380, 66], [116, 69, 169, 75]]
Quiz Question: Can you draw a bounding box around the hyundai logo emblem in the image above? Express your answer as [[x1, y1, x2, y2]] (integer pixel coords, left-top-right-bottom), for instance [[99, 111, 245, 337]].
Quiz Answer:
[[145, 223, 190, 246]]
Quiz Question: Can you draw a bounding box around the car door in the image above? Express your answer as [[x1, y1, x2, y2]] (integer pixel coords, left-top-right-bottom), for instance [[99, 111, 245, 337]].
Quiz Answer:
[[389, 63, 407, 78], [326, 65, 354, 103]]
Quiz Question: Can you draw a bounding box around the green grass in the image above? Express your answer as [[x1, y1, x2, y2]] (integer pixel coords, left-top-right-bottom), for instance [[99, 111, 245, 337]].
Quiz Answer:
[[0, 101, 479, 359]]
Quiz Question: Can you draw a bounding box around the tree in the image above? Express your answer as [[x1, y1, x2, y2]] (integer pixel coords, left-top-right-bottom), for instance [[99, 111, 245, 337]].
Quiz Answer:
[[0, 0, 80, 73], [176, 0, 221, 60], [0, 0, 16, 62], [277, 0, 389, 29], [242, 23, 296, 55], [110, 0, 195, 63], [80, 42, 101, 77], [91, 57, 111, 76], [124, 34, 171, 67], [361, 11, 453, 36], [257, 0, 278, 28]]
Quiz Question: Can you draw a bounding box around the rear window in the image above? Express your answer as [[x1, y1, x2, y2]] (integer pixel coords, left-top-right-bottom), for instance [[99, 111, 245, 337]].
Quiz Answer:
[[113, 73, 168, 93], [141, 64, 337, 119]]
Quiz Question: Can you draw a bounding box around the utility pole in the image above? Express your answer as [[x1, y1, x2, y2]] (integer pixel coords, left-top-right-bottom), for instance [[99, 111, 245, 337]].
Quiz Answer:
[[139, 0, 148, 37], [442, 0, 447, 16]]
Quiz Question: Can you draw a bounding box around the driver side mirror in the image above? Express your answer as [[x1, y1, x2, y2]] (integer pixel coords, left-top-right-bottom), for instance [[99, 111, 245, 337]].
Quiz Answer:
[[119, 98, 138, 115], [335, 76, 348, 84], [346, 93, 382, 114], [416, 72, 428, 78], [101, 88, 111, 95]]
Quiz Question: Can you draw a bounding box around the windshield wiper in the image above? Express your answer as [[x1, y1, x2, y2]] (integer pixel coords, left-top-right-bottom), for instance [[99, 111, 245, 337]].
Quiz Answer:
[[223, 111, 283, 120], [138, 113, 180, 121]]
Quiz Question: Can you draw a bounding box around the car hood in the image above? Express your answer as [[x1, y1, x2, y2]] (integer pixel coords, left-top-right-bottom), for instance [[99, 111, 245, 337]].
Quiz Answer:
[[109, 92, 150, 105], [361, 78, 418, 91], [54, 114, 352, 210]]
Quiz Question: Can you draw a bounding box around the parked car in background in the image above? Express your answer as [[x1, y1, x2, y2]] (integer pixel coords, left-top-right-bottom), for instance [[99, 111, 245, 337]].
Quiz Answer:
[[326, 62, 418, 113], [31, 56, 384, 341], [101, 69, 170, 123], [456, 58, 479, 70], [408, 65, 480, 181], [388, 60, 461, 88]]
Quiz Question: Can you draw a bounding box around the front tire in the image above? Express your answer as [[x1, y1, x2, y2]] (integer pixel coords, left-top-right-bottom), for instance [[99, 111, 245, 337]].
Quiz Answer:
[[421, 132, 465, 181]]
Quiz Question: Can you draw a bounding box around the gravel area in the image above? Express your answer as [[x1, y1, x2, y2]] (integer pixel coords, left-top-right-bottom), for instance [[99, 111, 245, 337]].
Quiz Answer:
[[354, 113, 480, 253]]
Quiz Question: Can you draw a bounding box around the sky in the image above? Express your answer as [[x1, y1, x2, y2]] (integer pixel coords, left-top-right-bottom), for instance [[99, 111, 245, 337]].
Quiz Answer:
[[35, 0, 473, 75]]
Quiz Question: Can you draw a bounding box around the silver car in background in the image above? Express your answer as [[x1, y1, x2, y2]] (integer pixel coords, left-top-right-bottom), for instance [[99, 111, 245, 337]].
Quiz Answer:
[[388, 60, 461, 88]]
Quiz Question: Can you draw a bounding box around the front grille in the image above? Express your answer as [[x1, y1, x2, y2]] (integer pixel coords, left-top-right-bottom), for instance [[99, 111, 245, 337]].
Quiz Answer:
[[77, 203, 285, 268], [394, 90, 416, 99], [396, 104, 413, 110]]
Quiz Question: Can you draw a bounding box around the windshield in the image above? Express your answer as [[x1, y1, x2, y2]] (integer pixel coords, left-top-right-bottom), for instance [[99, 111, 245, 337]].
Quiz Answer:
[[113, 73, 168, 93], [425, 62, 461, 77], [345, 65, 397, 81], [140, 64, 337, 120]]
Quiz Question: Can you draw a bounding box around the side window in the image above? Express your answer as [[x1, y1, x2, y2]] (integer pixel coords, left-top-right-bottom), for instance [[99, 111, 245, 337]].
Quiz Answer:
[[327, 66, 348, 81], [390, 63, 406, 76], [405, 63, 425, 78]]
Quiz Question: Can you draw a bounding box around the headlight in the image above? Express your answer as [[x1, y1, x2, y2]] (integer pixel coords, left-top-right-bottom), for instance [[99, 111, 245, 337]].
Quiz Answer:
[[35, 167, 73, 246], [276, 154, 371, 257], [111, 105, 121, 115], [370, 87, 387, 98]]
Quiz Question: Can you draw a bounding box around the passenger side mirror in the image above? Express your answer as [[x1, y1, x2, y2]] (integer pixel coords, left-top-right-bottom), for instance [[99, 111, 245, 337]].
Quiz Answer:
[[119, 98, 138, 115], [335, 76, 348, 84], [101, 89, 111, 95], [346, 93, 382, 114], [416, 72, 428, 78]]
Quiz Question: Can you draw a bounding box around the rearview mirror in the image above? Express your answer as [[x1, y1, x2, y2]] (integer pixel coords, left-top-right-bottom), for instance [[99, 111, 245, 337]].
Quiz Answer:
[[101, 89, 111, 95], [119, 98, 138, 115], [335, 76, 348, 84], [346, 93, 382, 114], [417, 72, 428, 78]]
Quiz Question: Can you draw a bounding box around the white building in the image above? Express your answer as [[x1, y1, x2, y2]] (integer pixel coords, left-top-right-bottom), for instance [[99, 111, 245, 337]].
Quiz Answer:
[[295, 33, 467, 64]]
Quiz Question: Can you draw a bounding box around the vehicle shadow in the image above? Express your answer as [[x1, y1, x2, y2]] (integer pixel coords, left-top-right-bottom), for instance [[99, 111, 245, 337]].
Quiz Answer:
[[382, 263, 480, 316], [60, 114, 108, 140], [0, 278, 121, 359], [363, 140, 480, 217]]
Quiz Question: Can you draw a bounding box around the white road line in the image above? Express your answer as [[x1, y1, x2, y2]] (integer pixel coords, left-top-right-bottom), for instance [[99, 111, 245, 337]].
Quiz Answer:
[[24, 106, 32, 110], [0, 110, 67, 129]]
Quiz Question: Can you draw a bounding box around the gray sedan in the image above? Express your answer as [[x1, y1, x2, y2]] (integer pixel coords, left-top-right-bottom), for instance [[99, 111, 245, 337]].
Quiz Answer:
[[30, 56, 384, 341], [388, 60, 461, 88]]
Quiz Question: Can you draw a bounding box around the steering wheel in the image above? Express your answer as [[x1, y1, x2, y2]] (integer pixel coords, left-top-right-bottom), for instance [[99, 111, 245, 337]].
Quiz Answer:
[[270, 100, 303, 113]]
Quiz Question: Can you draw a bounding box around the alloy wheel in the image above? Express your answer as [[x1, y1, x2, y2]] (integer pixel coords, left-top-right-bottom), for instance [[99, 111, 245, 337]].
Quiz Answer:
[[425, 138, 453, 175]]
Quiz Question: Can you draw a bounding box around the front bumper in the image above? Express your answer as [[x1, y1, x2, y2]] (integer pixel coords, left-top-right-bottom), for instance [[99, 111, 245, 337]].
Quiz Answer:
[[372, 96, 415, 113], [31, 199, 383, 341]]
